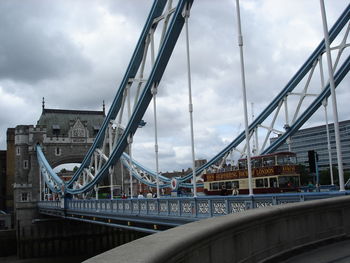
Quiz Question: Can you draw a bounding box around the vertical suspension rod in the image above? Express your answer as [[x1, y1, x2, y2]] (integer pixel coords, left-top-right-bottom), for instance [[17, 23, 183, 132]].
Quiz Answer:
[[252, 103, 259, 155], [127, 86, 134, 198], [235, 0, 253, 196], [121, 158, 124, 194], [109, 126, 114, 199], [150, 27, 161, 198], [319, 57, 334, 185], [183, 3, 197, 197], [319, 0, 344, 191], [284, 97, 292, 152]]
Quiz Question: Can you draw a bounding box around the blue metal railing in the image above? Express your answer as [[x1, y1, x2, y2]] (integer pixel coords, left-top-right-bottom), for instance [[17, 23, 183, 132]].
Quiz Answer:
[[38, 191, 348, 221]]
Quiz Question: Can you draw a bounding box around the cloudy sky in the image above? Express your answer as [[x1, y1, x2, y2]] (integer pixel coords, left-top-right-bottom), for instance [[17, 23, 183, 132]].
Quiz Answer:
[[0, 0, 349, 172]]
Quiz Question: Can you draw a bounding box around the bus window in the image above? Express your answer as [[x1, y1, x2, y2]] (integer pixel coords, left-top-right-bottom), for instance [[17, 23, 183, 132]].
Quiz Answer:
[[252, 158, 262, 168], [255, 179, 264, 188], [278, 176, 290, 188], [219, 182, 225, 189], [277, 155, 297, 165], [277, 155, 286, 165], [226, 181, 232, 190], [251, 159, 256, 168], [281, 175, 300, 187], [211, 182, 219, 190], [287, 156, 297, 164], [238, 160, 247, 169], [232, 181, 239, 188], [256, 178, 269, 188], [263, 157, 275, 167], [270, 177, 278, 188], [255, 158, 262, 168], [264, 178, 268, 187]]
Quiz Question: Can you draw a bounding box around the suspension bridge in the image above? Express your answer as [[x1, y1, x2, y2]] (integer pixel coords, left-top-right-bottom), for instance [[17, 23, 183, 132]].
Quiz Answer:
[[29, 0, 350, 260]]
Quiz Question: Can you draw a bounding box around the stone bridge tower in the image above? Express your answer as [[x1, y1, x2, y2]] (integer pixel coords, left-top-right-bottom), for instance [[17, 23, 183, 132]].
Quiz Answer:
[[13, 102, 121, 227]]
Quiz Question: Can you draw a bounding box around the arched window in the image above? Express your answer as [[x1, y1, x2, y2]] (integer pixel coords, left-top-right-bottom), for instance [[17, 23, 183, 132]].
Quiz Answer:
[[55, 147, 61, 156]]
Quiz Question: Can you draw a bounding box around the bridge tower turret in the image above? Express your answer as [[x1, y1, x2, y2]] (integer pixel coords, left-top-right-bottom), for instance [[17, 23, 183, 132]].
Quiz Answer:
[[13, 125, 38, 227]]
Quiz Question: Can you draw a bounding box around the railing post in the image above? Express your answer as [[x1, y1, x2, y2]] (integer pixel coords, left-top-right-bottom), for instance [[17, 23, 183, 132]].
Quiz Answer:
[[138, 199, 141, 215], [167, 199, 170, 216], [245, 196, 254, 210], [157, 198, 160, 216], [209, 199, 213, 217], [192, 198, 198, 218], [272, 196, 277, 205]]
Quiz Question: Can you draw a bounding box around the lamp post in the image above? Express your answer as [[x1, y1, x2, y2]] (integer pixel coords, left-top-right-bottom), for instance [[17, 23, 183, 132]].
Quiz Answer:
[[235, 0, 253, 195]]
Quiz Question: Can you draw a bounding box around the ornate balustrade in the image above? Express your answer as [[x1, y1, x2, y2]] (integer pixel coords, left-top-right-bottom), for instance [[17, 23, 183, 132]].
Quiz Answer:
[[38, 191, 347, 220]]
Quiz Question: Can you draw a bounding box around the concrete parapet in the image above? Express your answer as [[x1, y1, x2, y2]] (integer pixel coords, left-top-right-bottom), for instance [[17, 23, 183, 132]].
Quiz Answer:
[[85, 195, 350, 263]]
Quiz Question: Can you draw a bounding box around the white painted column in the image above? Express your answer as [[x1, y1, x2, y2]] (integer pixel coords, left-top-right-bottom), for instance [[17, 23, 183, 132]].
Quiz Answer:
[[319, 0, 344, 191], [150, 28, 161, 198], [183, 3, 197, 197], [121, 159, 124, 194], [127, 84, 134, 198], [235, 0, 253, 195], [319, 57, 334, 185]]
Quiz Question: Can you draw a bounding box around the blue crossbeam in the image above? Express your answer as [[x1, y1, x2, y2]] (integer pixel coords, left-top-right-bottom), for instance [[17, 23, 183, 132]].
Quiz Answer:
[[263, 55, 350, 154], [65, 0, 169, 188], [36, 2, 350, 195], [37, 145, 64, 192], [179, 4, 350, 182], [66, 0, 194, 194]]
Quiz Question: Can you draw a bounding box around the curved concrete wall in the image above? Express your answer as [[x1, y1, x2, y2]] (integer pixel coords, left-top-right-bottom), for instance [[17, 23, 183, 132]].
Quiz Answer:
[[85, 195, 350, 263]]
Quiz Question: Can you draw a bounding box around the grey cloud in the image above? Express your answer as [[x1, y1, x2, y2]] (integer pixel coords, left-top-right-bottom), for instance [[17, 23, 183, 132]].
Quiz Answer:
[[0, 0, 349, 173], [0, 1, 91, 84]]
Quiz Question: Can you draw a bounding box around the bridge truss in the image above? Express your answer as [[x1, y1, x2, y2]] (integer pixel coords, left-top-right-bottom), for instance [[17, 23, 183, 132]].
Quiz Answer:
[[37, 1, 350, 197]]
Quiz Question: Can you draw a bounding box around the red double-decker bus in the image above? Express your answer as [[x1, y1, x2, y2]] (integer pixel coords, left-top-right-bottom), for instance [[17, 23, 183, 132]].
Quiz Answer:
[[203, 152, 300, 195]]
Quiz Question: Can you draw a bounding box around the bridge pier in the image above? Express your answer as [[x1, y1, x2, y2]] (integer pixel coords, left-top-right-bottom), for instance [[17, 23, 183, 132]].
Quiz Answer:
[[16, 217, 147, 259]]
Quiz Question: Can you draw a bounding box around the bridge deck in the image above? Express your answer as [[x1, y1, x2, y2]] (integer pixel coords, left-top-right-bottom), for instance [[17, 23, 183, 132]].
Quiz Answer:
[[38, 191, 348, 232]]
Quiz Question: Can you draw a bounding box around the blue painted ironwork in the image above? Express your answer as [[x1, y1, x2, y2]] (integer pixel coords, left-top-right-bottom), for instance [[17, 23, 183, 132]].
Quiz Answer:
[[121, 153, 203, 189], [38, 191, 349, 230], [65, 0, 194, 194], [37, 145, 64, 193], [262, 55, 350, 154], [36, 2, 350, 195], [64, 0, 168, 188], [179, 4, 350, 182]]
